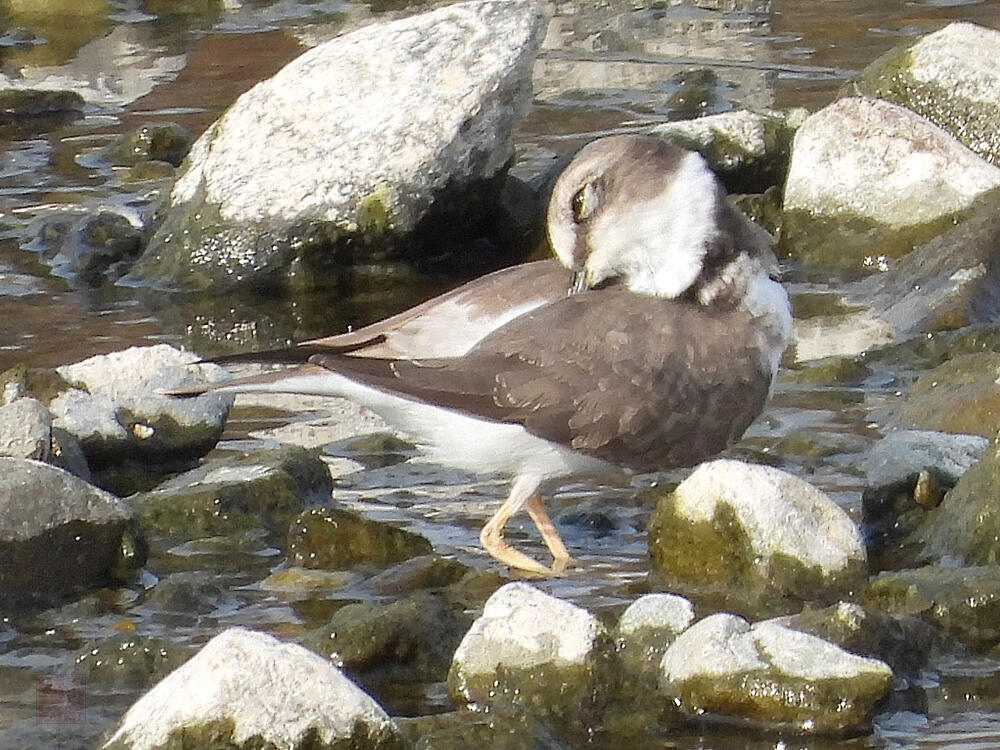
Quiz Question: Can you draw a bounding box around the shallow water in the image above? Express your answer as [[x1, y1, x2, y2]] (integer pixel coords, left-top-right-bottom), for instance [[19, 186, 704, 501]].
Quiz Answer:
[[3, 1, 1000, 748]]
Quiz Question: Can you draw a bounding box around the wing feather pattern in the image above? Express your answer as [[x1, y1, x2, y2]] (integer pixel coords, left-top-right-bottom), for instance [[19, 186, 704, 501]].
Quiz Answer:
[[310, 288, 770, 472]]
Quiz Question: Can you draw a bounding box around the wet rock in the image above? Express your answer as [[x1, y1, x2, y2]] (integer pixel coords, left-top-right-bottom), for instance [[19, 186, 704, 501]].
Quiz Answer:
[[287, 506, 432, 569], [25, 210, 146, 285], [850, 22, 1000, 167], [660, 613, 893, 733], [43, 344, 231, 473], [366, 554, 471, 595], [615, 593, 695, 688], [894, 352, 1000, 437], [862, 430, 988, 569], [301, 591, 467, 696], [0, 457, 144, 600], [0, 87, 84, 122], [0, 397, 51, 460], [864, 430, 989, 490], [132, 445, 330, 540], [448, 582, 613, 733], [841, 197, 1000, 344], [397, 711, 567, 750], [101, 627, 405, 750], [775, 601, 961, 677], [904, 436, 1000, 566], [649, 108, 798, 193], [647, 459, 867, 617], [73, 633, 191, 690], [863, 566, 1000, 652], [781, 97, 1000, 273], [99, 122, 192, 167], [129, 0, 546, 291]]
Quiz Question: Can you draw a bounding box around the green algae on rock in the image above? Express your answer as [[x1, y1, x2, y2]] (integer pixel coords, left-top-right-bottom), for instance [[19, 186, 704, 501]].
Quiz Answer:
[[660, 613, 893, 734], [780, 97, 1000, 273], [647, 460, 867, 618], [101, 627, 406, 750], [902, 436, 1000, 567], [287, 506, 432, 569], [132, 445, 330, 540], [863, 566, 1000, 652], [894, 352, 1000, 437], [448, 582, 615, 737], [848, 22, 1000, 168]]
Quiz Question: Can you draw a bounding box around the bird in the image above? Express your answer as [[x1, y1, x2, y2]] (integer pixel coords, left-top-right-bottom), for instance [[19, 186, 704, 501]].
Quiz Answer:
[[170, 134, 793, 576]]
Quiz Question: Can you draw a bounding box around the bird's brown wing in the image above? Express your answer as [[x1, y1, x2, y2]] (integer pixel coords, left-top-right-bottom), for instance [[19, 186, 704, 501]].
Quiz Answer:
[[309, 288, 771, 472]]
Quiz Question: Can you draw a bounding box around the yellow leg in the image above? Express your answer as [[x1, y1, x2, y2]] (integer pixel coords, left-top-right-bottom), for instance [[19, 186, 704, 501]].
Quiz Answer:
[[479, 474, 562, 577], [524, 492, 573, 574]]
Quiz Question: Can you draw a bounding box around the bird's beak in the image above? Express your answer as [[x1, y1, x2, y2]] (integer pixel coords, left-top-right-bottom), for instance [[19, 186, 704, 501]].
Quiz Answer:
[[569, 270, 589, 296]]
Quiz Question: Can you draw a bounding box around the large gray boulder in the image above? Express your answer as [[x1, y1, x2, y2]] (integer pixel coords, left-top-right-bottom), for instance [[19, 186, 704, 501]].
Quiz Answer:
[[648, 459, 866, 617], [128, 0, 547, 290], [850, 22, 1000, 167], [781, 96, 1000, 273], [102, 627, 405, 750], [0, 457, 142, 598]]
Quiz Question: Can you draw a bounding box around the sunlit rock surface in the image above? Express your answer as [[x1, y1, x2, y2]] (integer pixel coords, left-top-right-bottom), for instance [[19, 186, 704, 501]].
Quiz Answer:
[[129, 0, 547, 290], [647, 459, 866, 617], [131, 445, 331, 540], [448, 582, 612, 730], [46, 344, 231, 472], [851, 22, 1000, 167], [649, 108, 799, 193], [893, 352, 1000, 437], [659, 613, 893, 733], [781, 96, 1000, 272], [0, 397, 51, 461], [0, 457, 141, 598], [102, 627, 405, 750], [775, 600, 961, 677], [615, 593, 696, 688]]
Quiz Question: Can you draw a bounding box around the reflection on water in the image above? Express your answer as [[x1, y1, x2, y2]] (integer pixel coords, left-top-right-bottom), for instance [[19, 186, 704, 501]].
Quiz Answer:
[[3, 1, 1000, 749]]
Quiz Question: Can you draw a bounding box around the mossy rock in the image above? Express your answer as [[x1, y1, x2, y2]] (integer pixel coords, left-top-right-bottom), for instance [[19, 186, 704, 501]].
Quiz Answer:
[[862, 565, 1000, 652], [895, 352, 1000, 436], [287, 506, 432, 569], [904, 437, 1000, 565], [132, 446, 330, 540]]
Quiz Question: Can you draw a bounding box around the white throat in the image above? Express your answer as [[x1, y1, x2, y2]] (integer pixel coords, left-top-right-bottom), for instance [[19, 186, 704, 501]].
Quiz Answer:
[[586, 150, 719, 298]]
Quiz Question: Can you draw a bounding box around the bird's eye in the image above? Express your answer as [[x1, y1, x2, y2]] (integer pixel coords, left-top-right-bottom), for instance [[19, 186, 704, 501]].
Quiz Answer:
[[571, 183, 598, 223]]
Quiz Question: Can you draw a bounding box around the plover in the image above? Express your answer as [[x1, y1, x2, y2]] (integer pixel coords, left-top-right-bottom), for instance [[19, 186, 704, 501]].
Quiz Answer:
[[172, 135, 793, 575]]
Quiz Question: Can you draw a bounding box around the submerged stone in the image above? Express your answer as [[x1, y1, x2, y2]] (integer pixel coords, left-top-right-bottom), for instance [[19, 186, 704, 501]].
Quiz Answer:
[[100, 122, 192, 167], [101, 627, 405, 750], [850, 22, 1000, 167], [74, 633, 191, 690], [287, 505, 432, 569], [781, 97, 1000, 273], [660, 613, 893, 733], [647, 459, 867, 617]]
